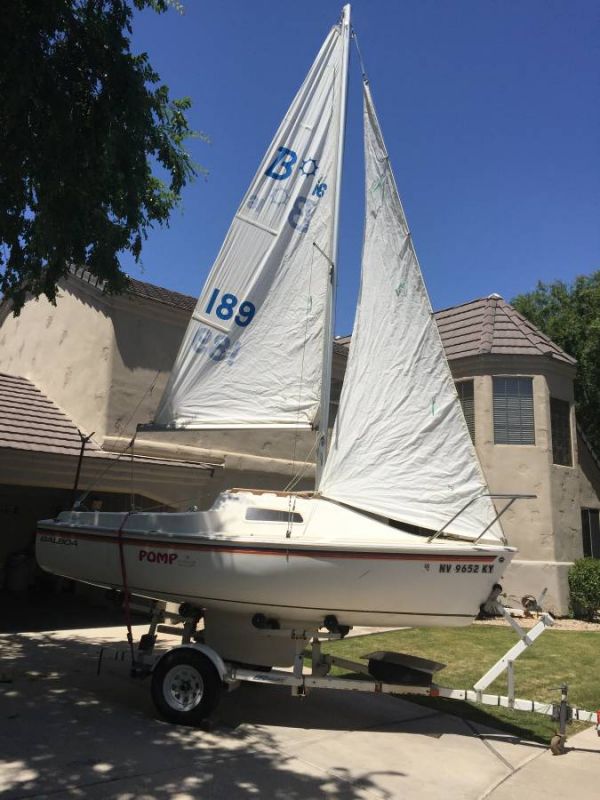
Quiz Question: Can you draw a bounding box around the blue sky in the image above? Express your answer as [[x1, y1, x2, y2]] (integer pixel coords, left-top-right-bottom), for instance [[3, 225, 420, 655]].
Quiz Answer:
[[127, 0, 599, 335]]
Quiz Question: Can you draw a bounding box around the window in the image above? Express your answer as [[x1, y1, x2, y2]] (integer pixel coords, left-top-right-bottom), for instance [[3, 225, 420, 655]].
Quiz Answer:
[[329, 378, 343, 425], [581, 508, 600, 558], [550, 398, 572, 466], [389, 518, 430, 537], [245, 508, 303, 523], [493, 377, 535, 445], [456, 380, 475, 441]]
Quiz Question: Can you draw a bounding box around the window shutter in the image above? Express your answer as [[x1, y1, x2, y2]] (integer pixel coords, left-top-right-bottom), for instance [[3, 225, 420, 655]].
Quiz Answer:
[[581, 508, 600, 558], [593, 511, 600, 559], [456, 380, 475, 441], [550, 397, 572, 466], [493, 377, 535, 445]]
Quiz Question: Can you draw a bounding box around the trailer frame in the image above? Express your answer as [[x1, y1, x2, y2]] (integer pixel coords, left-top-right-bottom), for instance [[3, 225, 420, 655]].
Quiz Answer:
[[97, 599, 600, 754]]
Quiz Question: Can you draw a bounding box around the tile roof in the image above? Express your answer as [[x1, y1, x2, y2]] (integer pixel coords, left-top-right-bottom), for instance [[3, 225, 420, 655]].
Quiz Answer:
[[0, 372, 210, 469], [434, 294, 576, 365], [125, 276, 196, 313], [336, 295, 574, 365], [71, 268, 196, 313], [70, 270, 574, 366], [0, 372, 105, 458]]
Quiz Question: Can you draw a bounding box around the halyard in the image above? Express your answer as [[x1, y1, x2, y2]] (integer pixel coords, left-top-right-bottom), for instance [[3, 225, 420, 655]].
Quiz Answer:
[[322, 623, 600, 744]]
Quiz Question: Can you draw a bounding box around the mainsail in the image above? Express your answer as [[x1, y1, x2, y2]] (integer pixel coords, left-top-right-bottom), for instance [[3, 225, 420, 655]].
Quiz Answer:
[[155, 17, 349, 430], [319, 83, 503, 541]]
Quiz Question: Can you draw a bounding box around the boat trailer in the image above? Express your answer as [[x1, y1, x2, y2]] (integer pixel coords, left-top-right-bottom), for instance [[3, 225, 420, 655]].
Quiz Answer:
[[97, 600, 600, 755]]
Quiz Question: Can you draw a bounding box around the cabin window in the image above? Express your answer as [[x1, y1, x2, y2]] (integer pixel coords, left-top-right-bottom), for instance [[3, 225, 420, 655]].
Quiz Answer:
[[581, 508, 600, 558], [455, 380, 475, 441], [493, 377, 535, 445], [550, 397, 572, 466], [245, 508, 303, 523], [388, 518, 430, 538]]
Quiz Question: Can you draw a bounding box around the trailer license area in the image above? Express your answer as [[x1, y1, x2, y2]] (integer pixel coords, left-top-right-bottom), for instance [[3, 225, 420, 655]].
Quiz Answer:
[[438, 563, 494, 574]]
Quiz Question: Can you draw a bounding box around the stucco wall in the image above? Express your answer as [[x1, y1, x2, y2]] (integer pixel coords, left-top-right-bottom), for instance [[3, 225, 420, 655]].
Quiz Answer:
[[546, 371, 581, 563], [102, 287, 344, 492], [0, 276, 332, 506], [450, 355, 587, 613], [0, 281, 114, 440], [578, 432, 600, 511], [449, 357, 586, 560], [469, 369, 554, 560], [501, 560, 572, 617], [577, 431, 600, 564], [105, 293, 188, 441]]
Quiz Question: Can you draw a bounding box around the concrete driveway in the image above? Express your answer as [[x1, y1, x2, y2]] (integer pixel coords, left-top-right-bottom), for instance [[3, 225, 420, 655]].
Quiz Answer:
[[1, 625, 598, 799]]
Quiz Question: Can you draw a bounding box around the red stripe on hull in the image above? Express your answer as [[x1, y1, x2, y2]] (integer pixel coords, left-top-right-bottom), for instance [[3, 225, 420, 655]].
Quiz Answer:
[[36, 527, 499, 563]]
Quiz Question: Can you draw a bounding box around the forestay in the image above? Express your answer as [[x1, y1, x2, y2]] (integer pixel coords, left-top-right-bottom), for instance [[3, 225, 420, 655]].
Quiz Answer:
[[319, 84, 504, 542], [155, 21, 346, 429]]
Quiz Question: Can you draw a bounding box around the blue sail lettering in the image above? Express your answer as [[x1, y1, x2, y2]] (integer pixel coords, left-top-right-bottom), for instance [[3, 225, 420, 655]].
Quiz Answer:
[[265, 147, 297, 181]]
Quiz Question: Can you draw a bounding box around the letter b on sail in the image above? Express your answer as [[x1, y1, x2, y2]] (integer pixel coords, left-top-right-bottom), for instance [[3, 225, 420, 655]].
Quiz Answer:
[[265, 147, 297, 180]]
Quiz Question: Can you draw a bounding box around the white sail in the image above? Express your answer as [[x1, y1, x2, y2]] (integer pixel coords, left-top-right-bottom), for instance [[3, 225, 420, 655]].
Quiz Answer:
[[155, 18, 348, 430], [319, 84, 503, 542]]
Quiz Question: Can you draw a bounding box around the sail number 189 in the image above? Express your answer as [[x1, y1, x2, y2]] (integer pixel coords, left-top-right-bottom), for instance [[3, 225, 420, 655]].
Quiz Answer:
[[205, 289, 255, 327]]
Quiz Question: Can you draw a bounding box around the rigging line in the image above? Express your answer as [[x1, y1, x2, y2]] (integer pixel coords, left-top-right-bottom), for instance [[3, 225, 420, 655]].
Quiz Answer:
[[284, 436, 318, 492], [109, 493, 203, 515], [286, 493, 297, 538], [75, 370, 162, 503], [136, 494, 199, 513], [130, 430, 137, 511], [286, 243, 318, 486], [351, 26, 369, 85], [313, 242, 334, 267], [116, 369, 162, 440], [116, 511, 137, 667], [73, 435, 134, 508]]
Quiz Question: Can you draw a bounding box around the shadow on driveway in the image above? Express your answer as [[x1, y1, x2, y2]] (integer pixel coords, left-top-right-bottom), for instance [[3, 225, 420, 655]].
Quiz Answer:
[[0, 626, 547, 799], [1, 629, 410, 799]]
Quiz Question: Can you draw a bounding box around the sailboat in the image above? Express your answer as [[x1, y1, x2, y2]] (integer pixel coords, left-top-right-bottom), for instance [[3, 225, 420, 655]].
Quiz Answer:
[[37, 6, 516, 664]]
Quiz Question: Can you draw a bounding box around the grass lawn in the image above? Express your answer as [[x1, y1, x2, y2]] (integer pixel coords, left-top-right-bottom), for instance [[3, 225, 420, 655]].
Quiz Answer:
[[322, 624, 600, 744]]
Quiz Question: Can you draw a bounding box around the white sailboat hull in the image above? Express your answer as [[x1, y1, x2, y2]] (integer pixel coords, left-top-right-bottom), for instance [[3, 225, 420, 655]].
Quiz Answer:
[[36, 491, 515, 629]]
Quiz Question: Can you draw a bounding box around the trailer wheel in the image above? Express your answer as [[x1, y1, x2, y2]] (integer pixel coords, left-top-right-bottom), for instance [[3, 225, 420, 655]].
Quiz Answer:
[[151, 650, 221, 725]]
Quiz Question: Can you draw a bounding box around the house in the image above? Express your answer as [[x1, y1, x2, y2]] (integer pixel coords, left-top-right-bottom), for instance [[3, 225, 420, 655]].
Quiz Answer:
[[429, 294, 599, 614], [0, 274, 597, 613]]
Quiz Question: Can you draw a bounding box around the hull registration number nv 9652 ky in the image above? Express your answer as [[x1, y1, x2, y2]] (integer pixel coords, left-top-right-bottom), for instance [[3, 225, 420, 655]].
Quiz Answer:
[[438, 563, 494, 574]]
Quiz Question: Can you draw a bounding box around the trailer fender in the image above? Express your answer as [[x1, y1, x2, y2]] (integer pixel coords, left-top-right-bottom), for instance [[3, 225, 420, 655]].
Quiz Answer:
[[152, 643, 227, 682]]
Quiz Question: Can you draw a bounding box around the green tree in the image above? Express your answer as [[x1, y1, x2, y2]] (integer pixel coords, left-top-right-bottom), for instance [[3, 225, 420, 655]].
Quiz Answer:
[[512, 272, 600, 452], [1, 0, 201, 313]]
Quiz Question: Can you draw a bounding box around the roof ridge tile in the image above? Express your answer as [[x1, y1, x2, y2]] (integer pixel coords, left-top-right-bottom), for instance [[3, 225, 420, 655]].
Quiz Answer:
[[478, 296, 497, 353], [499, 301, 575, 363]]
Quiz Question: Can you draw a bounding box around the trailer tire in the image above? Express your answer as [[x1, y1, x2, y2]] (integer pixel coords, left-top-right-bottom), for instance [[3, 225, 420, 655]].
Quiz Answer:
[[151, 649, 221, 726]]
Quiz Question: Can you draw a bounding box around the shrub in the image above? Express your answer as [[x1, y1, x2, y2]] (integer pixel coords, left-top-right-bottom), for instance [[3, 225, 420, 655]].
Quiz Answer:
[[568, 558, 600, 621]]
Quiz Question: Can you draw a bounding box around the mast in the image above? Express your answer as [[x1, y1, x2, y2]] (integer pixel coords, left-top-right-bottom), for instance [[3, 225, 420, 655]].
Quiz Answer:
[[316, 3, 351, 488]]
